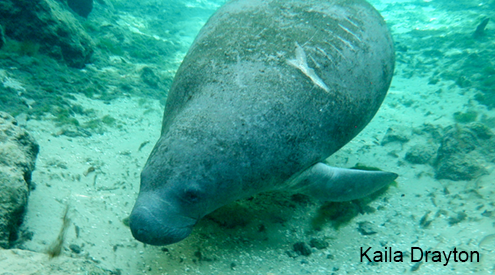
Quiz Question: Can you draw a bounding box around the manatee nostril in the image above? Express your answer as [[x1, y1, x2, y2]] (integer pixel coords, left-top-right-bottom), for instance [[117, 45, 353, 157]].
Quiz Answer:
[[135, 228, 147, 239], [130, 211, 159, 244], [129, 208, 155, 237]]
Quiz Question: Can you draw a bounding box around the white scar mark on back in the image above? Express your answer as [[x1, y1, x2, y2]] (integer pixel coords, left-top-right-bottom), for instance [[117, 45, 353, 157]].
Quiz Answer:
[[286, 42, 329, 93], [323, 40, 347, 61], [343, 17, 360, 29], [338, 23, 362, 43], [335, 33, 355, 50], [316, 46, 334, 65], [324, 28, 355, 52]]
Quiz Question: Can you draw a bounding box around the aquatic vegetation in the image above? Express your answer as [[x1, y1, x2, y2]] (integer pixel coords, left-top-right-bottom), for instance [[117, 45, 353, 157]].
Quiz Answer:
[[46, 205, 70, 258], [81, 20, 100, 32], [83, 118, 103, 130], [0, 92, 24, 117], [137, 98, 149, 107], [474, 90, 495, 109], [101, 115, 116, 126], [3, 40, 40, 57], [81, 86, 97, 99], [482, 75, 495, 88], [128, 46, 156, 60], [480, 115, 495, 128], [453, 111, 478, 123], [140, 67, 160, 88], [97, 37, 124, 56], [51, 107, 80, 127], [70, 104, 87, 116], [483, 66, 495, 75], [82, 115, 118, 134]]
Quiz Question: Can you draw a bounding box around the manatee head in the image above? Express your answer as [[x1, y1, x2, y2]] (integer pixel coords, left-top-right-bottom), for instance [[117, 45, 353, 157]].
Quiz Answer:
[[129, 186, 201, 246], [129, 189, 197, 246], [129, 135, 241, 246]]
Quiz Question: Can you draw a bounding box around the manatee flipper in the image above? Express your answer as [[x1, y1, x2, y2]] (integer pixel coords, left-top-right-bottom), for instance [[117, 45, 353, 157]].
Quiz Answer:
[[287, 163, 398, 202]]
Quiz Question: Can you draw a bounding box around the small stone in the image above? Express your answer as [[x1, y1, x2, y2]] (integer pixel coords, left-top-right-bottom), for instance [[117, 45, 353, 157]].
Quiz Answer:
[[286, 250, 298, 258], [293, 242, 312, 256], [447, 212, 467, 226], [357, 221, 377, 235], [69, 244, 81, 254], [309, 238, 329, 250], [481, 210, 493, 217]]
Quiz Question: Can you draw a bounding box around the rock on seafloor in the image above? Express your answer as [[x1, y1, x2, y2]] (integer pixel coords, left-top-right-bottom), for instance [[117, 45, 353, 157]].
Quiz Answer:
[[68, 0, 93, 18], [0, 0, 94, 68], [0, 112, 39, 248], [434, 123, 494, 180]]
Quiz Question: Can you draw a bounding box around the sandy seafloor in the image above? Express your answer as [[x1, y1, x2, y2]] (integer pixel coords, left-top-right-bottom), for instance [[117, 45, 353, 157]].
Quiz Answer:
[[2, 0, 495, 274]]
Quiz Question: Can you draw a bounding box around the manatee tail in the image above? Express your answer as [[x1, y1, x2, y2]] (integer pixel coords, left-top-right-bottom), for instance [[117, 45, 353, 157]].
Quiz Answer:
[[287, 163, 398, 202]]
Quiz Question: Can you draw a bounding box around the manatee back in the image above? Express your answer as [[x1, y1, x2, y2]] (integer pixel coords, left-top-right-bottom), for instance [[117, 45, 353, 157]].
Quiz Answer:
[[158, 0, 394, 188], [163, 0, 394, 138]]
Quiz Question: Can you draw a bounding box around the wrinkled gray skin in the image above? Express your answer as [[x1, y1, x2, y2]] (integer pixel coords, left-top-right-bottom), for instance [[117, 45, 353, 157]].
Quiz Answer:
[[130, 0, 395, 246]]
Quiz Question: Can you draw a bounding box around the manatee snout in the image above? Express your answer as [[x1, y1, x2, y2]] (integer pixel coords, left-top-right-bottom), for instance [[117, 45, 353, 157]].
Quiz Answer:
[[129, 192, 196, 246]]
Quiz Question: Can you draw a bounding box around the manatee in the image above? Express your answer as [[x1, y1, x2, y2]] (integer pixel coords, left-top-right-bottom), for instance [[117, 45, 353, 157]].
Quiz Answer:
[[130, 0, 396, 246]]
